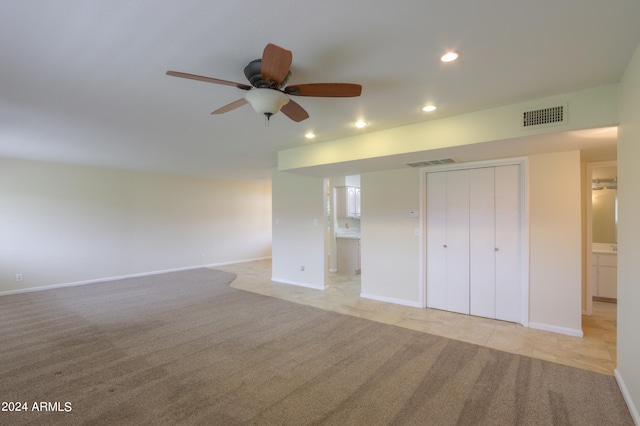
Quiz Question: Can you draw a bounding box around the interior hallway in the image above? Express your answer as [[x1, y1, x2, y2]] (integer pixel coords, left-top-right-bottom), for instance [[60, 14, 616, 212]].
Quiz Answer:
[[218, 259, 617, 375]]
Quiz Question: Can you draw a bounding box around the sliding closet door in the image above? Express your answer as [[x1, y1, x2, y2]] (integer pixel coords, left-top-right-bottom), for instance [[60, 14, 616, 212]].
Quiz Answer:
[[469, 167, 496, 318], [494, 165, 521, 322], [444, 170, 470, 314]]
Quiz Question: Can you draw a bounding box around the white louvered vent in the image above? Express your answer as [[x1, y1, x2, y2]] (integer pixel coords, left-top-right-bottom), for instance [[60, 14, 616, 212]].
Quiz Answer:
[[405, 158, 457, 167], [522, 105, 566, 128]]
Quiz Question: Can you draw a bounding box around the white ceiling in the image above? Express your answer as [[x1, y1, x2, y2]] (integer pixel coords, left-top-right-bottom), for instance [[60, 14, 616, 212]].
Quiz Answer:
[[1, 1, 638, 180]]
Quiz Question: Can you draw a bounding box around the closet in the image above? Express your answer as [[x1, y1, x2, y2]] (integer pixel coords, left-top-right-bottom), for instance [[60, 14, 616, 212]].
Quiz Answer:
[[426, 164, 521, 323]]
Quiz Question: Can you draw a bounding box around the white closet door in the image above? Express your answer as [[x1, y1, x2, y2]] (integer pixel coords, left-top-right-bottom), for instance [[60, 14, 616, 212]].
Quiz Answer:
[[445, 170, 470, 314], [469, 167, 496, 318], [494, 165, 521, 322], [426, 172, 447, 310]]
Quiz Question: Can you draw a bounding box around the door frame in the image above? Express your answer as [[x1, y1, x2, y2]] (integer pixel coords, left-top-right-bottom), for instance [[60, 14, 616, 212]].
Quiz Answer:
[[418, 157, 530, 326]]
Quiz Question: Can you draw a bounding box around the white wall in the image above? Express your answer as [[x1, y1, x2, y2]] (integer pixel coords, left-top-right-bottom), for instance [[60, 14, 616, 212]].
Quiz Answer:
[[528, 151, 583, 335], [271, 169, 326, 289], [0, 158, 272, 293], [360, 168, 421, 306], [617, 41, 640, 423]]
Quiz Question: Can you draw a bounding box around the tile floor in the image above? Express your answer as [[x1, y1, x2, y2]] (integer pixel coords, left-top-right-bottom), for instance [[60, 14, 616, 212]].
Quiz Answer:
[[218, 259, 617, 375]]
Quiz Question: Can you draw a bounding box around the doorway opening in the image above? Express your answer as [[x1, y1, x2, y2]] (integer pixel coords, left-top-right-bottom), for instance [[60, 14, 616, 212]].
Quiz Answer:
[[585, 161, 618, 314], [326, 175, 361, 296], [583, 161, 617, 360]]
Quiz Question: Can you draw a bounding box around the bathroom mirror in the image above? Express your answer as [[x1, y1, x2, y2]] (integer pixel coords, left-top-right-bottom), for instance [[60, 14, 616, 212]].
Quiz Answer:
[[592, 165, 617, 244]]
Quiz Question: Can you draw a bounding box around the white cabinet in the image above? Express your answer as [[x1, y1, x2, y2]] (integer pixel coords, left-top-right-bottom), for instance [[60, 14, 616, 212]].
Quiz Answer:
[[592, 253, 617, 299], [426, 165, 521, 322], [336, 186, 361, 218], [337, 237, 361, 274]]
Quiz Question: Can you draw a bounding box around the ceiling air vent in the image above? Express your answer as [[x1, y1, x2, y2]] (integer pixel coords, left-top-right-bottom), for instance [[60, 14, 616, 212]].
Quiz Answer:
[[522, 104, 566, 128], [405, 158, 457, 167]]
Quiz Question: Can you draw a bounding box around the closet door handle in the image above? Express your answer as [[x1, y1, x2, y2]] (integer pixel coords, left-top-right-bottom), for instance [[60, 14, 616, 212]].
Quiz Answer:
[[495, 247, 499, 252], [443, 244, 448, 248]]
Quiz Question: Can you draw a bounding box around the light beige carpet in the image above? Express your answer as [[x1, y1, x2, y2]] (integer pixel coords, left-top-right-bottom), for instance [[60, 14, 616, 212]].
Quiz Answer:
[[0, 268, 633, 425]]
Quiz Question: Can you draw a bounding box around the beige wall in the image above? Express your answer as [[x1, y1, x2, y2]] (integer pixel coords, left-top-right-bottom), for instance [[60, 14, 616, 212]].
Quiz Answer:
[[271, 169, 326, 289], [0, 158, 272, 293], [528, 151, 583, 333], [617, 41, 640, 423], [360, 168, 421, 305]]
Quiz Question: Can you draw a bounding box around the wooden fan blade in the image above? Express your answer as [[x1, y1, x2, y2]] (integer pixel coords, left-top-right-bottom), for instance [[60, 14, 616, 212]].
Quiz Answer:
[[166, 71, 252, 90], [285, 83, 362, 97], [211, 98, 248, 115], [261, 43, 292, 87], [281, 99, 309, 122]]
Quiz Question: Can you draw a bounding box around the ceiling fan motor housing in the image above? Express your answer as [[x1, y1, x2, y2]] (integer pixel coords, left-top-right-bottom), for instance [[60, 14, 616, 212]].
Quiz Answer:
[[244, 59, 290, 88]]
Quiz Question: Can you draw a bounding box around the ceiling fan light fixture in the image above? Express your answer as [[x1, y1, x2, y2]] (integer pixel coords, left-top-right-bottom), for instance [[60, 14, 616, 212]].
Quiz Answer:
[[245, 88, 290, 117], [305, 132, 316, 139]]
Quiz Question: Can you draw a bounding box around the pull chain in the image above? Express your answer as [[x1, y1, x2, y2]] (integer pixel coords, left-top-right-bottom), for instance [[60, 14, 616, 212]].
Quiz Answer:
[[264, 113, 273, 127]]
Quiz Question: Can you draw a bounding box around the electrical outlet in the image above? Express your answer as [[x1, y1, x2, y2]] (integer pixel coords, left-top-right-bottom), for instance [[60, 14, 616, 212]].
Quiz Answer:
[[15, 273, 23, 282], [300, 265, 305, 271]]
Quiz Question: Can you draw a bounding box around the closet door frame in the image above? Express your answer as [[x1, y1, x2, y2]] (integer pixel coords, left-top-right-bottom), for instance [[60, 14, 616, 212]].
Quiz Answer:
[[419, 157, 530, 327]]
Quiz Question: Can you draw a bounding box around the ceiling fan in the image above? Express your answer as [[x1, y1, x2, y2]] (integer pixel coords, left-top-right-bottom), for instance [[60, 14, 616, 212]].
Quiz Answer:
[[166, 43, 362, 123]]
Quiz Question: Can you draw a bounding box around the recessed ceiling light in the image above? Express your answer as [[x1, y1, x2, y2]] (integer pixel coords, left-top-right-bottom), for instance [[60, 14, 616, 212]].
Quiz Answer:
[[422, 105, 437, 112], [440, 52, 459, 63], [354, 120, 367, 128], [305, 132, 316, 139]]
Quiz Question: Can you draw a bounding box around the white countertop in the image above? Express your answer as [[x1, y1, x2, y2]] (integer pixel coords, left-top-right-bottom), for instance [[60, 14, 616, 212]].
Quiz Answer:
[[593, 243, 618, 254], [336, 233, 360, 239]]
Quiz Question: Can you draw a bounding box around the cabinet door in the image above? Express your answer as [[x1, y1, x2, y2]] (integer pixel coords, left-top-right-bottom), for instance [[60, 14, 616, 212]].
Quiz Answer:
[[469, 167, 496, 318], [445, 170, 470, 314], [335, 187, 348, 217], [494, 165, 521, 322], [426, 172, 448, 310], [337, 238, 359, 274], [347, 187, 357, 217], [355, 188, 361, 217], [598, 265, 617, 298]]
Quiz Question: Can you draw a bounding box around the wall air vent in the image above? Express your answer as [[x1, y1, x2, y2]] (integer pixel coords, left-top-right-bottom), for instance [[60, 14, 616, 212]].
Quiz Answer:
[[405, 158, 457, 168], [522, 104, 566, 128]]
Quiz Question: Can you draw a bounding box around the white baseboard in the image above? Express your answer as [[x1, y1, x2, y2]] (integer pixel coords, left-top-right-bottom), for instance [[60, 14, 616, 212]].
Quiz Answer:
[[360, 292, 422, 308], [271, 277, 326, 290], [206, 256, 272, 268], [615, 369, 640, 425], [528, 321, 584, 337], [0, 256, 272, 297]]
